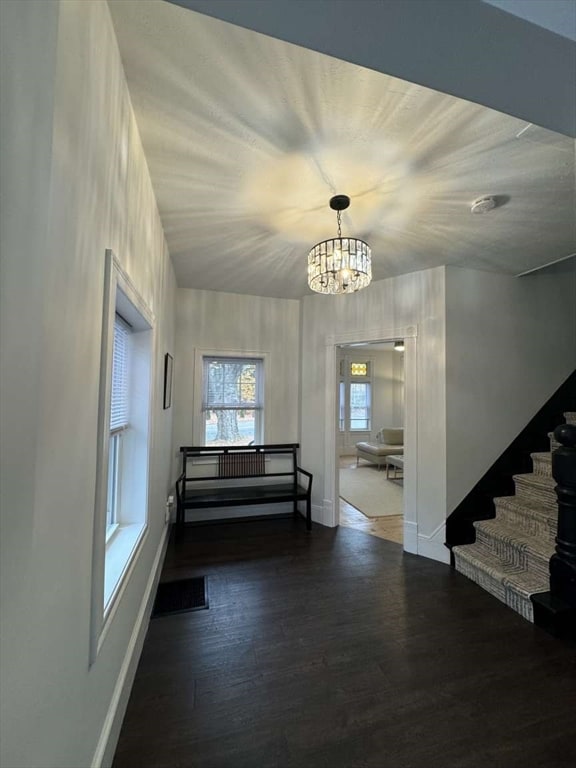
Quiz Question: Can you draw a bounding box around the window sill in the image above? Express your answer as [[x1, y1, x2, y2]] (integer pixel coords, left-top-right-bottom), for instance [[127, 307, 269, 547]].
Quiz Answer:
[[105, 523, 119, 544], [104, 523, 146, 613]]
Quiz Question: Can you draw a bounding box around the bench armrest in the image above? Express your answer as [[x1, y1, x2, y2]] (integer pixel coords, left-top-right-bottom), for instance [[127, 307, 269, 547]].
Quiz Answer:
[[175, 472, 185, 511], [296, 467, 313, 495]]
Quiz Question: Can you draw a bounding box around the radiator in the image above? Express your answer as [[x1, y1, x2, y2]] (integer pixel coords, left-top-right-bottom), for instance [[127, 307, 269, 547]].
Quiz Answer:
[[218, 451, 265, 478]]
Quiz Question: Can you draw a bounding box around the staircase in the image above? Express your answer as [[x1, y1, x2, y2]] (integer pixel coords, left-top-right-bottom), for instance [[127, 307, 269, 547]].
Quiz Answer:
[[453, 412, 576, 623]]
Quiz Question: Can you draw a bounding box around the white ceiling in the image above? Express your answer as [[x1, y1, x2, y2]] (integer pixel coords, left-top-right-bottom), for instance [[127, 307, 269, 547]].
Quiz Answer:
[[108, 0, 575, 299]]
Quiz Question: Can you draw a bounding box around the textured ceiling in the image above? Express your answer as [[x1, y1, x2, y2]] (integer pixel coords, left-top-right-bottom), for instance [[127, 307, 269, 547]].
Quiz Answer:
[[109, 0, 575, 299]]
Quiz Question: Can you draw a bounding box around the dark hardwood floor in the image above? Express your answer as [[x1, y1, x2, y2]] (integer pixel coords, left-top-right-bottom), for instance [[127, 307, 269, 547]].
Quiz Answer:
[[113, 520, 576, 768]]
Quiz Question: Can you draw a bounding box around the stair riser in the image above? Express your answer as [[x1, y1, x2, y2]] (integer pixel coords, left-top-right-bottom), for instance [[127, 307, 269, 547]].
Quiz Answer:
[[454, 551, 506, 602], [494, 502, 556, 544], [514, 478, 558, 512], [496, 510, 556, 544], [453, 551, 534, 622], [505, 588, 535, 622], [531, 455, 552, 477], [474, 528, 552, 579]]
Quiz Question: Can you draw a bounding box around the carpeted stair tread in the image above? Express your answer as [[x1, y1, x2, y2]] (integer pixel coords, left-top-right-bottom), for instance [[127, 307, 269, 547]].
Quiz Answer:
[[453, 542, 547, 594], [565, 411, 576, 425], [453, 543, 546, 621], [494, 492, 555, 516], [474, 519, 554, 577], [494, 495, 557, 542], [530, 451, 552, 476], [513, 472, 557, 510]]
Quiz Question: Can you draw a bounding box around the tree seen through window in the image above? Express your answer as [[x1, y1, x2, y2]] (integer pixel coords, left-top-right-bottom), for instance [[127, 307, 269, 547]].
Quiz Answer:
[[203, 357, 263, 445]]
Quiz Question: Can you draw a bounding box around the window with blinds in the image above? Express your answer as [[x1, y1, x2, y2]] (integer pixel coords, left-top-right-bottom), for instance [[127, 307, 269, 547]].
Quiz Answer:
[[93, 250, 154, 644], [339, 356, 372, 432], [110, 315, 130, 433], [202, 357, 264, 445], [107, 315, 131, 530]]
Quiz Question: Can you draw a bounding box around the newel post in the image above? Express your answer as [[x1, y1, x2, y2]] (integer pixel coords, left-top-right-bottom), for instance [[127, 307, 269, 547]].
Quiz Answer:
[[549, 423, 576, 609]]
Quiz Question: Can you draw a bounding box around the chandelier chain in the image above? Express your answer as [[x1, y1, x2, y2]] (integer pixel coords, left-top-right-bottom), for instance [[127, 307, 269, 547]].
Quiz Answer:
[[337, 209, 342, 239]]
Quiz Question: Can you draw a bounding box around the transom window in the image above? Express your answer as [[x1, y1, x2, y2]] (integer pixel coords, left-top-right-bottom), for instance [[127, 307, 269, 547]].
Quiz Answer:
[[350, 362, 368, 376], [202, 357, 264, 446]]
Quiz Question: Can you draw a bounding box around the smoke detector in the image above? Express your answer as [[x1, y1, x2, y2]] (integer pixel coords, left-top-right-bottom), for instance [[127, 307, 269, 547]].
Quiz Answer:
[[471, 196, 497, 214]]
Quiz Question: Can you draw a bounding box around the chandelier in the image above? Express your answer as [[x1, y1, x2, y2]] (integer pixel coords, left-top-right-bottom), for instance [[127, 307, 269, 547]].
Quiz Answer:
[[307, 195, 372, 295]]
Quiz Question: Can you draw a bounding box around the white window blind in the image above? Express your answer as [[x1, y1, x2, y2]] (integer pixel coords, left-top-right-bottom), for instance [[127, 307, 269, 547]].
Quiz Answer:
[[203, 357, 263, 409], [110, 315, 130, 432]]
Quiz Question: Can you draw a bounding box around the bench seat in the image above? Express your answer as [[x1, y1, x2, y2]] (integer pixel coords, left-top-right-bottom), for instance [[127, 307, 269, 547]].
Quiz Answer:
[[182, 482, 311, 508]]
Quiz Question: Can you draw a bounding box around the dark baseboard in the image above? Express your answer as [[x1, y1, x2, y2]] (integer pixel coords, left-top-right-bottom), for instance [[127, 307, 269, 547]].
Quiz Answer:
[[532, 591, 576, 645]]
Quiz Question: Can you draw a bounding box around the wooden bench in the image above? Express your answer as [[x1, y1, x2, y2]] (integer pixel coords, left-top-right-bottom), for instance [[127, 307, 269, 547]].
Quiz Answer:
[[176, 443, 313, 531]]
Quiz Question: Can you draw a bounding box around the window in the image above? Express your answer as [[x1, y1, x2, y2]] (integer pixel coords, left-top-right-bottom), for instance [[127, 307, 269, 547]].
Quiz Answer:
[[339, 359, 371, 432], [92, 250, 154, 660], [107, 315, 130, 534], [349, 382, 371, 430], [202, 357, 264, 445]]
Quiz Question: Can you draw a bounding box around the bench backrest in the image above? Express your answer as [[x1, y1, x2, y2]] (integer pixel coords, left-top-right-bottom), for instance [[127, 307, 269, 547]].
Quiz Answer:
[[179, 444, 299, 487]]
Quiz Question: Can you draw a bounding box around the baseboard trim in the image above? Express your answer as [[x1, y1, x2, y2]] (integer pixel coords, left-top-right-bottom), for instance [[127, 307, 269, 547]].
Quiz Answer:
[[91, 523, 169, 768], [316, 501, 334, 527], [418, 523, 450, 564], [403, 520, 418, 554]]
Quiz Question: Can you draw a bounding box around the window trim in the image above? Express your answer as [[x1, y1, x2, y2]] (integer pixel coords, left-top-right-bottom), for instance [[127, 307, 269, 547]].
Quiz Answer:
[[349, 381, 372, 431], [193, 349, 270, 447], [90, 249, 155, 663], [201, 356, 264, 446]]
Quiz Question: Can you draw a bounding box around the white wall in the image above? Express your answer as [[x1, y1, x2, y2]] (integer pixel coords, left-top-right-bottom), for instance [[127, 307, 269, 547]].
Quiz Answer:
[[372, 350, 404, 433], [0, 2, 176, 767], [300, 267, 447, 559], [173, 288, 300, 517], [445, 261, 576, 512]]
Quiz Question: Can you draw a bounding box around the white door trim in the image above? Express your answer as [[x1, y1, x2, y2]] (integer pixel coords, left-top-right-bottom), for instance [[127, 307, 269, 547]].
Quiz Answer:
[[324, 326, 418, 554]]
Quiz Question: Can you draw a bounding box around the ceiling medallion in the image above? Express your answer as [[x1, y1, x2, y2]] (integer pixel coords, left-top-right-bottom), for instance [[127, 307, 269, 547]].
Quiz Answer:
[[307, 195, 372, 295]]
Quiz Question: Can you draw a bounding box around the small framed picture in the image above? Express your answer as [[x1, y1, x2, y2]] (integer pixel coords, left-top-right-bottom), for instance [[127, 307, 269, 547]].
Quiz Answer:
[[163, 353, 173, 409]]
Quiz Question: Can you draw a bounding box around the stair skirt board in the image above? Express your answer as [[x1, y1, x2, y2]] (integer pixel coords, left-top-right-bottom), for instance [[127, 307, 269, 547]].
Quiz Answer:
[[452, 411, 572, 624]]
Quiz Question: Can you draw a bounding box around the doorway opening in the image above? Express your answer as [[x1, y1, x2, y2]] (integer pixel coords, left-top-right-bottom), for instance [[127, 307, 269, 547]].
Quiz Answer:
[[337, 342, 405, 544], [323, 326, 417, 555]]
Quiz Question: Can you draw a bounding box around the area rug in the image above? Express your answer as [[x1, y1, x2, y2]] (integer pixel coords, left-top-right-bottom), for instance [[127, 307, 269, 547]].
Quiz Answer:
[[339, 466, 403, 518]]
